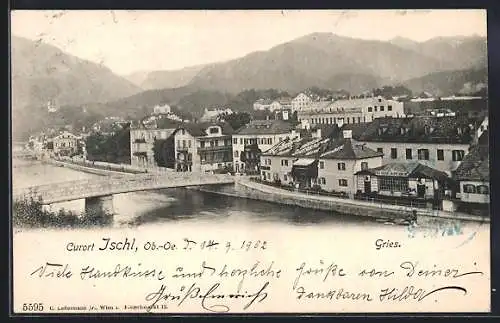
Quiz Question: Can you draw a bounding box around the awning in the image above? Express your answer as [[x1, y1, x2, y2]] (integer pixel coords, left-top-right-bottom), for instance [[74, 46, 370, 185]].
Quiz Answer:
[[293, 158, 316, 167]]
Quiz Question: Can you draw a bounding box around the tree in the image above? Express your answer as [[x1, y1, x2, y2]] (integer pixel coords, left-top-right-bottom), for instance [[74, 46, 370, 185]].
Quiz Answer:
[[152, 137, 175, 168], [217, 112, 251, 131], [85, 126, 130, 163]]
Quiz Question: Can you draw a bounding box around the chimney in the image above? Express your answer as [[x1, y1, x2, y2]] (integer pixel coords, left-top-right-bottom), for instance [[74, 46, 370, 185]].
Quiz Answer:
[[343, 130, 352, 139]]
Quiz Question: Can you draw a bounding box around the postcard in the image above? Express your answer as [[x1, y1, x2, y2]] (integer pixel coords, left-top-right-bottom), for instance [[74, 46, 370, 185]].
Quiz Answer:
[[10, 9, 490, 314]]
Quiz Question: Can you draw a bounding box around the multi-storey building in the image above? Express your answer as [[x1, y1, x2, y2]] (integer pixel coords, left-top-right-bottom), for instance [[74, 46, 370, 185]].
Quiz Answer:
[[130, 126, 177, 168], [200, 107, 233, 122], [51, 131, 81, 156], [298, 96, 405, 128], [173, 122, 234, 172], [270, 97, 292, 111], [232, 120, 299, 174], [260, 130, 383, 195], [346, 115, 486, 175], [291, 93, 313, 112], [253, 99, 273, 111]]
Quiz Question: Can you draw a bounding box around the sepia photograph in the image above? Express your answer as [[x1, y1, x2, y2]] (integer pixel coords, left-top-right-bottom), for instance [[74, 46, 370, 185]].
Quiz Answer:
[[10, 9, 490, 314]]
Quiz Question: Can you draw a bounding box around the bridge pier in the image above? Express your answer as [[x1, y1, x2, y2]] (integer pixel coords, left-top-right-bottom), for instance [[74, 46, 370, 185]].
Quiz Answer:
[[85, 195, 114, 220]]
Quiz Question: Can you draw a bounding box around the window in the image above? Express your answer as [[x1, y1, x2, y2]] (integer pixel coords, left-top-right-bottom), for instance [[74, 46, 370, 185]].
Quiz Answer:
[[188, 140, 192, 148], [177, 140, 180, 147], [380, 106, 384, 111], [268, 159, 272, 165], [209, 127, 219, 134], [338, 162, 346, 170], [240, 138, 243, 145], [379, 177, 408, 192], [452, 150, 465, 162], [319, 161, 324, 169], [368, 107, 373, 112], [463, 184, 476, 194], [437, 149, 444, 161], [233, 138, 238, 144], [339, 179, 348, 187], [405, 149, 412, 160], [320, 177, 326, 185], [361, 162, 368, 170], [418, 149, 429, 160], [477, 185, 489, 194], [358, 117, 361, 123], [234, 151, 239, 157], [377, 148, 384, 154], [388, 105, 392, 111], [391, 148, 397, 159], [284, 159, 288, 166], [200, 141, 205, 148], [284, 175, 288, 182], [374, 106, 378, 112]]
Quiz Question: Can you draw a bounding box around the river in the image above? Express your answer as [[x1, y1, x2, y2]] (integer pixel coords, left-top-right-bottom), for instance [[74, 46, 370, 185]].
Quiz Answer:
[[11, 160, 487, 238]]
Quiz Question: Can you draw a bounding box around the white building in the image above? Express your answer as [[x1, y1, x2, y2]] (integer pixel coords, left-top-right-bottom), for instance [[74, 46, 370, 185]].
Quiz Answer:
[[291, 93, 313, 112], [200, 107, 233, 122], [153, 104, 171, 114], [270, 98, 292, 112], [130, 126, 177, 168], [298, 96, 405, 128], [172, 122, 234, 173], [232, 120, 299, 174], [253, 99, 273, 111]]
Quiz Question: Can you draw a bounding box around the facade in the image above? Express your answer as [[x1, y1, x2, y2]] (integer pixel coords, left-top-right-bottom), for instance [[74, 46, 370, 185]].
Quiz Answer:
[[355, 162, 452, 200], [173, 122, 234, 173], [200, 107, 233, 122], [348, 115, 485, 175], [153, 104, 171, 115], [298, 96, 405, 129], [260, 130, 383, 195], [232, 120, 300, 174], [253, 99, 273, 111], [130, 127, 177, 168], [51, 131, 81, 156], [270, 98, 292, 112], [291, 93, 313, 112]]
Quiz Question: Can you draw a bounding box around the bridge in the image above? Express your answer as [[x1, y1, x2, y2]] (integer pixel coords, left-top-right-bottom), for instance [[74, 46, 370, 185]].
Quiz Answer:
[[13, 172, 235, 216]]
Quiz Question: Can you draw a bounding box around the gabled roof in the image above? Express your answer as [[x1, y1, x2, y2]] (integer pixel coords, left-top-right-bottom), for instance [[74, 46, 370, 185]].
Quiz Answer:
[[235, 120, 295, 135], [320, 139, 383, 160], [175, 122, 234, 137], [454, 131, 489, 182]]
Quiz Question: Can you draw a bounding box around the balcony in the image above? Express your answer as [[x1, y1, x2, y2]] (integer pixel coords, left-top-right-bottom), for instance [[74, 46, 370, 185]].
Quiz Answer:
[[176, 147, 189, 152], [197, 145, 232, 152]]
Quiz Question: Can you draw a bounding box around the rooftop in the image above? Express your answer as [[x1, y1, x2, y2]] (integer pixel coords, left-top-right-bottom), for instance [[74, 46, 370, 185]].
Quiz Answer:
[[346, 116, 483, 144], [235, 120, 295, 135], [454, 130, 489, 182], [263, 136, 382, 160], [175, 122, 234, 137]]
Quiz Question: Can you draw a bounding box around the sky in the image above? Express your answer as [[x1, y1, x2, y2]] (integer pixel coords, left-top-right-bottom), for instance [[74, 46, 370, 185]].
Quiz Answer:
[[10, 9, 487, 76]]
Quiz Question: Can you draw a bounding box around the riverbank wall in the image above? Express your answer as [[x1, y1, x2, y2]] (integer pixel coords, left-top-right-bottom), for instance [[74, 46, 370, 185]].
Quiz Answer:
[[195, 178, 490, 224]]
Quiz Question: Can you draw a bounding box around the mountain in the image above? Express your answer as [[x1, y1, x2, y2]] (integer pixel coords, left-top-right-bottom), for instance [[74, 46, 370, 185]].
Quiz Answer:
[[185, 32, 485, 94], [129, 64, 207, 90], [402, 67, 488, 97], [390, 35, 487, 71], [11, 36, 142, 110]]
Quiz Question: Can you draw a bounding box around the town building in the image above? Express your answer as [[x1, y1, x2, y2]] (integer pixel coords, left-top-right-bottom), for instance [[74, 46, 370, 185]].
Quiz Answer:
[[298, 96, 405, 129], [346, 115, 486, 175], [200, 107, 233, 122], [291, 93, 313, 112], [172, 122, 234, 173], [130, 125, 178, 168], [354, 162, 452, 202], [260, 130, 383, 195], [270, 97, 292, 112], [51, 131, 82, 156], [453, 130, 489, 209], [232, 120, 299, 174], [253, 99, 273, 111], [153, 103, 171, 115]]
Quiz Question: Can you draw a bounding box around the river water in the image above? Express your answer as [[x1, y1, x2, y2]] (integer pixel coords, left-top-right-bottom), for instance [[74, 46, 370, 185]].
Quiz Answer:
[[11, 160, 487, 237]]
